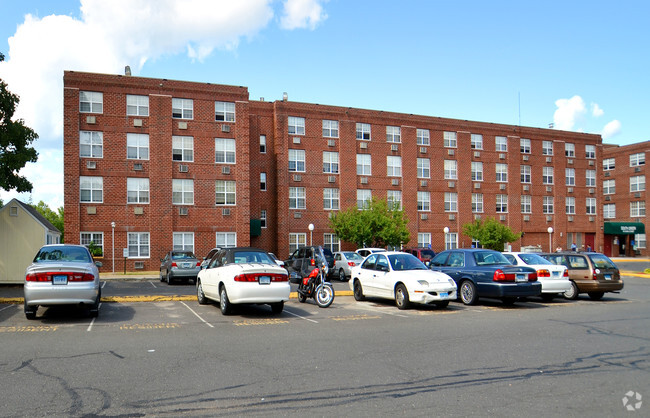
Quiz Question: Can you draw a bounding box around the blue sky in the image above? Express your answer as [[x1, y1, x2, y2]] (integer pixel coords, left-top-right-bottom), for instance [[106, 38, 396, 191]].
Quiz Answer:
[[1, 0, 648, 209]]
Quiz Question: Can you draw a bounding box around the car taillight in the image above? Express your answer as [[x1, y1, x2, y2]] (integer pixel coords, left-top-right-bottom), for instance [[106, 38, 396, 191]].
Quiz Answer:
[[233, 273, 288, 282], [68, 273, 95, 282], [310, 258, 316, 266], [196, 261, 201, 267], [528, 272, 537, 282], [171, 262, 178, 268], [26, 272, 94, 282], [493, 269, 507, 281], [593, 269, 598, 280], [563, 269, 569, 278], [537, 269, 550, 278], [26, 272, 52, 282], [348, 261, 356, 267]]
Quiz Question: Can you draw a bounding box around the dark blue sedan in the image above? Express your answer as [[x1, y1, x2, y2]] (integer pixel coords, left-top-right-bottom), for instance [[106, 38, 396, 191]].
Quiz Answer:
[[430, 249, 541, 305]]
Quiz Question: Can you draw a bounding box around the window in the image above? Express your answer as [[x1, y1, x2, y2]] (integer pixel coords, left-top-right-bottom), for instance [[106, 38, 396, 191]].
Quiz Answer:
[[603, 179, 615, 195], [323, 188, 340, 210], [323, 152, 339, 174], [260, 173, 267, 191], [496, 194, 508, 213], [215, 101, 235, 122], [603, 203, 616, 219], [216, 232, 237, 248], [496, 163, 508, 182], [472, 193, 483, 213], [521, 195, 531, 214], [418, 233, 431, 248], [357, 154, 371, 175], [417, 129, 430, 146], [80, 176, 103, 203], [630, 175, 646, 192], [127, 133, 149, 160], [289, 187, 306, 209], [520, 138, 531, 154], [585, 144, 596, 159], [256, 209, 266, 228], [80, 91, 103, 113], [80, 131, 103, 158], [565, 143, 575, 158], [418, 191, 430, 211], [128, 232, 149, 258], [445, 192, 458, 212], [630, 152, 645, 167], [566, 197, 576, 214], [543, 167, 554, 184], [322, 120, 339, 138], [444, 131, 457, 148], [127, 178, 150, 204], [386, 126, 401, 143], [603, 158, 615, 171], [495, 136, 507, 152], [260, 135, 267, 153], [566, 168, 575, 186], [471, 134, 483, 150], [324, 234, 340, 252], [357, 189, 371, 210], [172, 179, 193, 205], [543, 196, 554, 214], [215, 138, 236, 164], [80, 232, 103, 256], [586, 170, 596, 187], [356, 123, 371, 140], [386, 156, 402, 177], [471, 162, 483, 181], [288, 116, 305, 135], [173, 232, 194, 252], [387, 190, 402, 210], [631, 201, 646, 217], [542, 141, 553, 156], [216, 180, 236, 205], [444, 160, 457, 180], [445, 233, 458, 250], [521, 165, 531, 183], [172, 136, 193, 162], [127, 95, 149, 116], [635, 233, 647, 249], [289, 149, 305, 172], [586, 198, 596, 215], [172, 98, 193, 119], [289, 233, 306, 253], [417, 158, 430, 179]]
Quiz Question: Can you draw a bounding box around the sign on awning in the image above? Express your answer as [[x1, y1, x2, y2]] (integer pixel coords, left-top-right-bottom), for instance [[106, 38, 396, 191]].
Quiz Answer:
[[603, 222, 645, 235]]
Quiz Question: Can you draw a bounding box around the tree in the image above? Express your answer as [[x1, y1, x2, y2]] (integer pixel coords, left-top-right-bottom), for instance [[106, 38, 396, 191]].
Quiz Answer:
[[462, 217, 521, 251], [33, 200, 64, 242], [0, 52, 39, 192], [329, 197, 410, 248]]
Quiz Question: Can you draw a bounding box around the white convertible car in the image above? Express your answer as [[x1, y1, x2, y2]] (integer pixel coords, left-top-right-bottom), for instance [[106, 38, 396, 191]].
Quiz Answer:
[[349, 251, 457, 309], [196, 247, 290, 315]]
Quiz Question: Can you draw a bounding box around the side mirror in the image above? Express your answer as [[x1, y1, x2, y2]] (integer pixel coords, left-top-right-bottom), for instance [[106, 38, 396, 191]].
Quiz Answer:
[[95, 261, 103, 268]]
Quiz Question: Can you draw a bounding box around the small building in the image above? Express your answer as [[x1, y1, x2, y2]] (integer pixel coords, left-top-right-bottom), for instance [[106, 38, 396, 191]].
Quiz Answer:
[[0, 198, 61, 283]]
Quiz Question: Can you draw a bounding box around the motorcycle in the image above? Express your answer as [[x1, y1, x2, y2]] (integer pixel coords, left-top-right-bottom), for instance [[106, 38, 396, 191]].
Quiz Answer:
[[296, 246, 335, 308]]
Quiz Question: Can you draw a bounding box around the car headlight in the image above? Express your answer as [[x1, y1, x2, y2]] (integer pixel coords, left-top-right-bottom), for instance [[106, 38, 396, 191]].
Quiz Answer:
[[417, 280, 429, 287], [448, 278, 456, 286]]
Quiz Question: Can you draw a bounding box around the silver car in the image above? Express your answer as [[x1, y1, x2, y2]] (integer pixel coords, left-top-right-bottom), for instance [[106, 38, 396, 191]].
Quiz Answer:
[[160, 250, 201, 284], [333, 251, 364, 281], [24, 244, 101, 319]]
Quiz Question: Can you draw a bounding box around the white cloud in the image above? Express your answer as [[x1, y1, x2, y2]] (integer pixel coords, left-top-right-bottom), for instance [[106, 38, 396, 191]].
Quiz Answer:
[[280, 0, 328, 30], [591, 103, 604, 117], [601, 120, 622, 140], [553, 95, 586, 131]]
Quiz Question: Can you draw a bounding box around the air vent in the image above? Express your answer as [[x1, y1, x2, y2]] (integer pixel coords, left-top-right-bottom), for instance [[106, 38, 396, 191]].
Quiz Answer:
[[221, 124, 230, 133], [567, 187, 574, 193], [605, 196, 611, 201], [293, 137, 301, 144], [134, 163, 143, 171], [499, 215, 506, 221], [449, 214, 456, 221], [522, 155, 529, 161], [588, 160, 594, 166], [523, 215, 530, 221], [86, 161, 96, 169], [179, 164, 189, 173], [546, 157, 552, 163], [178, 122, 187, 130], [328, 176, 336, 183], [359, 142, 368, 149], [133, 119, 143, 127], [419, 147, 427, 154], [523, 185, 530, 191], [420, 180, 428, 187], [222, 166, 230, 174], [86, 116, 96, 124], [448, 181, 456, 188], [293, 174, 302, 182], [179, 207, 188, 216], [420, 213, 428, 220], [447, 149, 455, 156], [222, 208, 231, 216], [604, 172, 610, 177], [546, 186, 553, 192], [473, 183, 480, 189], [391, 144, 399, 152], [391, 179, 399, 186], [474, 151, 481, 158], [328, 139, 336, 147], [134, 261, 144, 270], [499, 184, 506, 190], [360, 177, 368, 184], [567, 159, 574, 165], [499, 153, 506, 160]]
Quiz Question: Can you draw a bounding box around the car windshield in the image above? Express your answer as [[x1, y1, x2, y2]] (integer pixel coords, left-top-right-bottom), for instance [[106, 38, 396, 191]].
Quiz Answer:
[[473, 251, 510, 266], [388, 253, 428, 271], [34, 247, 91, 263], [343, 252, 363, 261], [589, 254, 617, 269], [519, 253, 553, 265], [172, 251, 196, 260], [419, 249, 435, 259], [232, 251, 275, 264]]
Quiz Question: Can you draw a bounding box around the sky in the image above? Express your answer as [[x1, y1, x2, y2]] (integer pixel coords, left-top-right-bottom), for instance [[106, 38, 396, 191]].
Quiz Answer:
[[0, 0, 648, 210]]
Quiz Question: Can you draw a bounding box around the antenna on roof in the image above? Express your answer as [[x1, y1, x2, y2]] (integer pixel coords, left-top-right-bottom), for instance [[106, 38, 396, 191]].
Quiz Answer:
[[125, 66, 131, 76]]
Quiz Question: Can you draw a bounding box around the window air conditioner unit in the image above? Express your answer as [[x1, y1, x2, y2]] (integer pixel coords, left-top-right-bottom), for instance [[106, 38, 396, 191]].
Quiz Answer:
[[604, 172, 610, 177], [473, 183, 480, 189], [567, 159, 574, 164], [605, 196, 611, 201], [499, 153, 506, 160], [589, 160, 594, 166], [293, 137, 301, 144], [420, 180, 428, 187], [133, 119, 143, 127], [359, 142, 368, 149], [328, 176, 336, 183], [522, 155, 529, 161], [635, 167, 641, 173], [293, 212, 302, 218], [221, 124, 230, 133], [328, 139, 336, 147], [420, 147, 427, 154], [523, 185, 530, 191], [546, 157, 552, 163], [474, 214, 482, 220], [447, 149, 455, 156], [178, 122, 187, 130], [523, 215, 530, 221], [293, 174, 302, 182], [546, 215, 553, 221], [391, 179, 399, 186], [635, 192, 641, 198], [546, 186, 553, 192], [134, 163, 143, 171], [589, 216, 595, 222], [86, 116, 96, 124], [134, 207, 143, 215], [568, 216, 574, 222], [179, 164, 189, 173], [360, 177, 368, 184], [474, 151, 481, 158], [222, 166, 230, 174], [499, 184, 506, 190], [567, 187, 574, 193], [134, 261, 144, 270], [86, 161, 96, 169], [449, 214, 456, 221], [179, 207, 188, 216], [499, 215, 506, 221], [448, 181, 456, 188], [222, 208, 231, 216], [420, 213, 428, 220], [391, 144, 399, 152], [589, 188, 595, 194]]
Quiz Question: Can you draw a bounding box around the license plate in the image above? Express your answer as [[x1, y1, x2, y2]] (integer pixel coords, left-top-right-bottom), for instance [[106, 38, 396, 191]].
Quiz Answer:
[[53, 275, 68, 285], [259, 276, 271, 285], [515, 273, 527, 282], [552, 271, 560, 278], [604, 274, 612, 280], [182, 262, 191, 269], [439, 292, 449, 299]]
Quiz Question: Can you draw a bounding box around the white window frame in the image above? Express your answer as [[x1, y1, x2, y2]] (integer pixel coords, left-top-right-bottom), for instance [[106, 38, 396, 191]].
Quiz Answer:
[[387, 190, 402, 210], [496, 194, 508, 213], [288, 116, 305, 135], [542, 140, 553, 156], [586, 170, 596, 187], [324, 234, 340, 252], [127, 133, 150, 160], [216, 232, 237, 248], [418, 232, 431, 248], [215, 138, 236, 164], [127, 95, 149, 116], [521, 195, 532, 214], [80, 232, 103, 256], [445, 233, 458, 250], [417, 158, 430, 179], [445, 192, 458, 213], [172, 179, 194, 205], [444, 131, 457, 148], [520, 138, 531, 154], [630, 152, 645, 167], [323, 152, 339, 174], [357, 189, 372, 210], [417, 129, 430, 146], [386, 156, 402, 177], [521, 165, 531, 183], [603, 203, 616, 219], [322, 120, 339, 138], [565, 143, 575, 158], [496, 163, 508, 183], [216, 180, 236, 206], [630, 175, 646, 192], [173, 232, 194, 252], [495, 136, 507, 152], [260, 135, 267, 154], [289, 187, 306, 209], [127, 178, 150, 204], [543, 196, 554, 214], [603, 179, 615, 195], [80, 176, 103, 203], [356, 154, 371, 176], [215, 101, 235, 122], [565, 168, 576, 186], [635, 233, 646, 249], [543, 166, 554, 185], [80, 91, 103, 113], [585, 144, 596, 159], [172, 98, 193, 119], [471, 134, 483, 150], [356, 123, 371, 140], [128, 232, 150, 258], [260, 172, 267, 191], [586, 197, 597, 215], [417, 191, 430, 212], [80, 131, 103, 158], [444, 160, 457, 180], [323, 188, 340, 210], [172, 136, 194, 162], [386, 126, 401, 143], [260, 210, 267, 228], [566, 197, 576, 215], [289, 149, 306, 172], [471, 162, 483, 182], [289, 233, 306, 253], [631, 201, 646, 217], [603, 158, 615, 171], [472, 193, 483, 213]]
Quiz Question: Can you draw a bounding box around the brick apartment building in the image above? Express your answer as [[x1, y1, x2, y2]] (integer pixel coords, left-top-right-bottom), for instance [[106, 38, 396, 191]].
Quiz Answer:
[[63, 71, 606, 272]]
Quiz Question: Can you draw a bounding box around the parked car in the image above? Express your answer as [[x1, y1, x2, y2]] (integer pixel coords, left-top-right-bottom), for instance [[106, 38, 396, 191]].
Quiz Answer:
[[160, 250, 201, 284], [200, 247, 221, 269], [196, 247, 290, 314], [539, 252, 624, 300], [502, 252, 571, 301], [349, 251, 456, 309], [430, 249, 541, 305], [269, 253, 285, 268], [284, 246, 335, 279], [333, 251, 364, 281], [404, 247, 436, 266], [355, 248, 386, 258], [23, 244, 102, 319]]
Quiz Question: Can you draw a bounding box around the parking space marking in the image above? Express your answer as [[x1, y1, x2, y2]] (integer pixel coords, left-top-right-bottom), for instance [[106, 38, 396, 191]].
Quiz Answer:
[[332, 314, 381, 321], [0, 325, 59, 333], [233, 318, 289, 326], [283, 308, 319, 323], [343, 303, 409, 318], [0, 305, 13, 313], [119, 323, 180, 330], [180, 301, 214, 328], [86, 303, 102, 332]]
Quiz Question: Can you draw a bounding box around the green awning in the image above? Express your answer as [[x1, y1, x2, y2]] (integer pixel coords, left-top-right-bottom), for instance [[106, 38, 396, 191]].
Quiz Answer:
[[250, 219, 262, 237], [604, 222, 645, 235]]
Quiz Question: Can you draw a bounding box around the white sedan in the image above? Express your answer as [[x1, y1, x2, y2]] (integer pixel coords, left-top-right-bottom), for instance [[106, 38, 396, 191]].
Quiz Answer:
[[196, 247, 290, 315], [502, 252, 571, 300], [349, 251, 457, 309]]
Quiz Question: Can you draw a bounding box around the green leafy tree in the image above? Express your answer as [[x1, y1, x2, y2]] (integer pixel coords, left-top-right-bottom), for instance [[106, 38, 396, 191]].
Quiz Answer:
[[0, 52, 39, 193], [33, 200, 64, 242], [329, 197, 410, 248], [462, 217, 521, 251]]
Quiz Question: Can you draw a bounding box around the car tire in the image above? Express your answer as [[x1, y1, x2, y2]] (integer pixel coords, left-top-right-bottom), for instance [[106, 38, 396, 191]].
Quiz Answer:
[[271, 301, 284, 314], [459, 280, 478, 305], [395, 283, 410, 310], [502, 297, 517, 306], [89, 289, 101, 317], [339, 268, 347, 281], [434, 300, 449, 308], [563, 281, 579, 300], [353, 279, 365, 301], [160, 270, 165, 282], [588, 292, 605, 301], [220, 286, 232, 315], [197, 280, 208, 305], [24, 303, 37, 320], [541, 293, 555, 302], [166, 271, 173, 285]]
